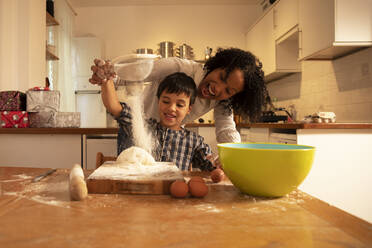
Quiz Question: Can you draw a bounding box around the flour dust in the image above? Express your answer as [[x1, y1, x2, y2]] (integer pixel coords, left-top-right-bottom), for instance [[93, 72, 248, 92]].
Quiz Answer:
[[125, 83, 155, 155]]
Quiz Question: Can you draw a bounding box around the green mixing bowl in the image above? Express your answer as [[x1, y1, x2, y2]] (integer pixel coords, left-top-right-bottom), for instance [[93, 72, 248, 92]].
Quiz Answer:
[[217, 143, 315, 197]]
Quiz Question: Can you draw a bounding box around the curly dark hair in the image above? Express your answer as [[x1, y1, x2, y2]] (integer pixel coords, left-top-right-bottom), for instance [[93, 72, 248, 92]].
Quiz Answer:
[[204, 48, 271, 122], [156, 72, 197, 105]]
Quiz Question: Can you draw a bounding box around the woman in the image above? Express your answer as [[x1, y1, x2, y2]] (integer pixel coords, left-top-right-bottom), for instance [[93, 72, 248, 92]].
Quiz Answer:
[[89, 48, 271, 144]]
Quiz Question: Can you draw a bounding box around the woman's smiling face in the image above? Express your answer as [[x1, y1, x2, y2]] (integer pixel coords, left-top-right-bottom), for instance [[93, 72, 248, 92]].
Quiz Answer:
[[198, 68, 245, 100], [158, 91, 192, 130]]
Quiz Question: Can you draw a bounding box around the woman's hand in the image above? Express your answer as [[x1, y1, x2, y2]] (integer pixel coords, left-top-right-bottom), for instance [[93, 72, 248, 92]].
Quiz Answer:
[[89, 59, 116, 86]]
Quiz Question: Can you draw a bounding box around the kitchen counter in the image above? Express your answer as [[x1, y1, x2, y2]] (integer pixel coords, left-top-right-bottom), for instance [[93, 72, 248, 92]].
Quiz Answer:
[[0, 127, 119, 134], [0, 166, 371, 247], [1, 123, 372, 135], [238, 122, 372, 129]]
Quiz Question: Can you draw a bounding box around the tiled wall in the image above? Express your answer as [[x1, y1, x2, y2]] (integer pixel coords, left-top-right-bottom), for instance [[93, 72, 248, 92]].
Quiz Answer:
[[267, 47, 372, 122]]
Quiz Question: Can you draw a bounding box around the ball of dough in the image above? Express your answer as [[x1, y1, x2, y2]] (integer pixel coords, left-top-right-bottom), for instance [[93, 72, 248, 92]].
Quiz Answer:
[[116, 146, 155, 165], [211, 168, 225, 183], [170, 180, 189, 198]]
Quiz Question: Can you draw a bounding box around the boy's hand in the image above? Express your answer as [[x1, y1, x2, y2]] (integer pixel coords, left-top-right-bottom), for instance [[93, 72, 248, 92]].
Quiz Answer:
[[206, 154, 222, 169], [89, 59, 116, 86]]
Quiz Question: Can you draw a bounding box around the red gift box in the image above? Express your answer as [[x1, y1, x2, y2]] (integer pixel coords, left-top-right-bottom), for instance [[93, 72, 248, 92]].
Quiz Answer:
[[0, 111, 29, 128], [0, 91, 27, 111]]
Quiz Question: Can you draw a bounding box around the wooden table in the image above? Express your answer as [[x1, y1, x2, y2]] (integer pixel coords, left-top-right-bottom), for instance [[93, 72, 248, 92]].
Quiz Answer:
[[0, 167, 371, 248]]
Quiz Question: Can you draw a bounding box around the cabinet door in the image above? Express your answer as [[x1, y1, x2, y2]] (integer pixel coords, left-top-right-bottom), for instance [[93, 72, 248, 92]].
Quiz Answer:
[[273, 0, 299, 40], [298, 0, 334, 59], [335, 0, 372, 43], [0, 134, 81, 168], [246, 9, 275, 76]]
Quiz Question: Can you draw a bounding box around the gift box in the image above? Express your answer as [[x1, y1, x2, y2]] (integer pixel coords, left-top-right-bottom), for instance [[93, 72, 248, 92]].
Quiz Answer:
[[28, 111, 56, 128], [55, 112, 80, 128], [0, 91, 27, 111], [26, 90, 60, 112], [29, 112, 80, 128], [0, 111, 29, 128]]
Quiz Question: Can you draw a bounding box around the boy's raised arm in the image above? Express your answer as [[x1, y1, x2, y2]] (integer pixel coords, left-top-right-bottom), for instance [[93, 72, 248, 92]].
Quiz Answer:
[[101, 79, 122, 118]]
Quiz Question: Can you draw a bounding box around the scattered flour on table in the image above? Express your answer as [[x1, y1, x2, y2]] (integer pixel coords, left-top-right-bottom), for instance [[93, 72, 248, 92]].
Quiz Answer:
[[195, 203, 222, 213], [3, 179, 70, 208], [0, 174, 33, 183]]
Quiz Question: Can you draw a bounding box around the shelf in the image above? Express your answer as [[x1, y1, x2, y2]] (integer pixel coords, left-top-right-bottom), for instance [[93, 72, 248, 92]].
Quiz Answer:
[[46, 12, 59, 26], [46, 49, 59, 61]]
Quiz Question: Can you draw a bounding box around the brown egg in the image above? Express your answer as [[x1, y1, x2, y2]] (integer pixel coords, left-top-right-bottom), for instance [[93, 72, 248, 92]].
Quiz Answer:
[[211, 168, 225, 183], [189, 180, 209, 198], [170, 180, 189, 198], [188, 176, 204, 186]]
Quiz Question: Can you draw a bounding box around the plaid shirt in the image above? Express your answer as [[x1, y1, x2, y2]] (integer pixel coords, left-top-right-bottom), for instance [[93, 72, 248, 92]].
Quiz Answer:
[[116, 102, 214, 171]]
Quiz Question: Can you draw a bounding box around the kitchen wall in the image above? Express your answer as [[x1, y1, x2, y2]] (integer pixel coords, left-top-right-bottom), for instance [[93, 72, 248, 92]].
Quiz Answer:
[[73, 4, 261, 61], [0, 0, 45, 91], [267, 47, 372, 122]]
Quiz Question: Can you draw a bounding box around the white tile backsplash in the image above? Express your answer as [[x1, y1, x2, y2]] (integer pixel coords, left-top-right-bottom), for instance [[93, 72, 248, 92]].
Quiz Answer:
[[267, 47, 372, 122]]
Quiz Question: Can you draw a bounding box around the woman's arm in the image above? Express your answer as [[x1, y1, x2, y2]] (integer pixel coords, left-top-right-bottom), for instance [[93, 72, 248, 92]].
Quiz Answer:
[[101, 80, 122, 118], [213, 102, 241, 143]]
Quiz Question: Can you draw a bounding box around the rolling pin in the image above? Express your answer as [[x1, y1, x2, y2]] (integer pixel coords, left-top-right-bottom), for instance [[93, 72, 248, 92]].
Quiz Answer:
[[69, 164, 88, 201]]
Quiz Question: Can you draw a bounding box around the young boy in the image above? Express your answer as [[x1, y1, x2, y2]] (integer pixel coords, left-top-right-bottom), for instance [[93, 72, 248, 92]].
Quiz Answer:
[[101, 72, 215, 171]]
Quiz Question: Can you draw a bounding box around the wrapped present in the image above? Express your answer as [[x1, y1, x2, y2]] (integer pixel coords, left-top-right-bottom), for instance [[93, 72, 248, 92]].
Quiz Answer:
[[0, 111, 29, 128], [0, 91, 27, 111], [26, 90, 60, 112], [55, 112, 80, 128], [29, 86, 50, 91], [29, 112, 80, 128], [28, 111, 56, 128]]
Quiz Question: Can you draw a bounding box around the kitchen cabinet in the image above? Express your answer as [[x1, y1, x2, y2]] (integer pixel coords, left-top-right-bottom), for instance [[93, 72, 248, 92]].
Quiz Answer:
[[299, 0, 372, 60], [246, 9, 276, 78], [237, 124, 372, 223], [0, 128, 119, 170], [273, 0, 298, 41], [246, 0, 300, 82], [46, 12, 59, 61], [0, 134, 81, 169]]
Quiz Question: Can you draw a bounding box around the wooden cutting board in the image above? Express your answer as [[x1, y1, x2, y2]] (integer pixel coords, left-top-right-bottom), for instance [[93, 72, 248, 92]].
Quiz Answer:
[[86, 161, 183, 195]]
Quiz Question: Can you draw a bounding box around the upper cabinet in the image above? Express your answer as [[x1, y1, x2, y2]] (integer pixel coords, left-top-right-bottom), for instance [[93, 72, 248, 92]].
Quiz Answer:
[[46, 12, 59, 61], [299, 0, 372, 60], [246, 0, 372, 82], [246, 0, 300, 82], [246, 9, 276, 79], [273, 0, 298, 41]]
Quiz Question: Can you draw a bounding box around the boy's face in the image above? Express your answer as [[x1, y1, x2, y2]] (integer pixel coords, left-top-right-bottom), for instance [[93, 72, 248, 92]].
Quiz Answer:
[[158, 90, 192, 130]]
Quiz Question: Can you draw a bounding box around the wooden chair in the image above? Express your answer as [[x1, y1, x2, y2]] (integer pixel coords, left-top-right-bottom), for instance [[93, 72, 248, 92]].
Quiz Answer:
[[95, 152, 116, 168]]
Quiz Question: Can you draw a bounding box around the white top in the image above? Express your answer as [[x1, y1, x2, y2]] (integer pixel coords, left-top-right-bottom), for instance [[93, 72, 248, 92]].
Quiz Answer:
[[120, 57, 241, 143]]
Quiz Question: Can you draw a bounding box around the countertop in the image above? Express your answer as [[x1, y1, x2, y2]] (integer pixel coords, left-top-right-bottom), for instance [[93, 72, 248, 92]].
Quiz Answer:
[[237, 122, 372, 129], [0, 167, 371, 247], [1, 123, 372, 134]]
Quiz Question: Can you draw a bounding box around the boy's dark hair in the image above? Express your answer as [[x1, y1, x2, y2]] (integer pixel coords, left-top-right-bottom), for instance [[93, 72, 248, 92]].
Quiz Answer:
[[204, 48, 272, 122], [156, 72, 197, 105]]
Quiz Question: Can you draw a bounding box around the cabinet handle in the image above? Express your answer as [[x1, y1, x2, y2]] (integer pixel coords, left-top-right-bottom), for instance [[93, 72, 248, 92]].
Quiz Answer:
[[298, 29, 303, 59], [273, 9, 277, 29]]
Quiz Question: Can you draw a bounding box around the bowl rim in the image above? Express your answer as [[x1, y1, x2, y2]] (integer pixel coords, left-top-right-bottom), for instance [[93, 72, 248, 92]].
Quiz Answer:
[[217, 142, 315, 151]]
